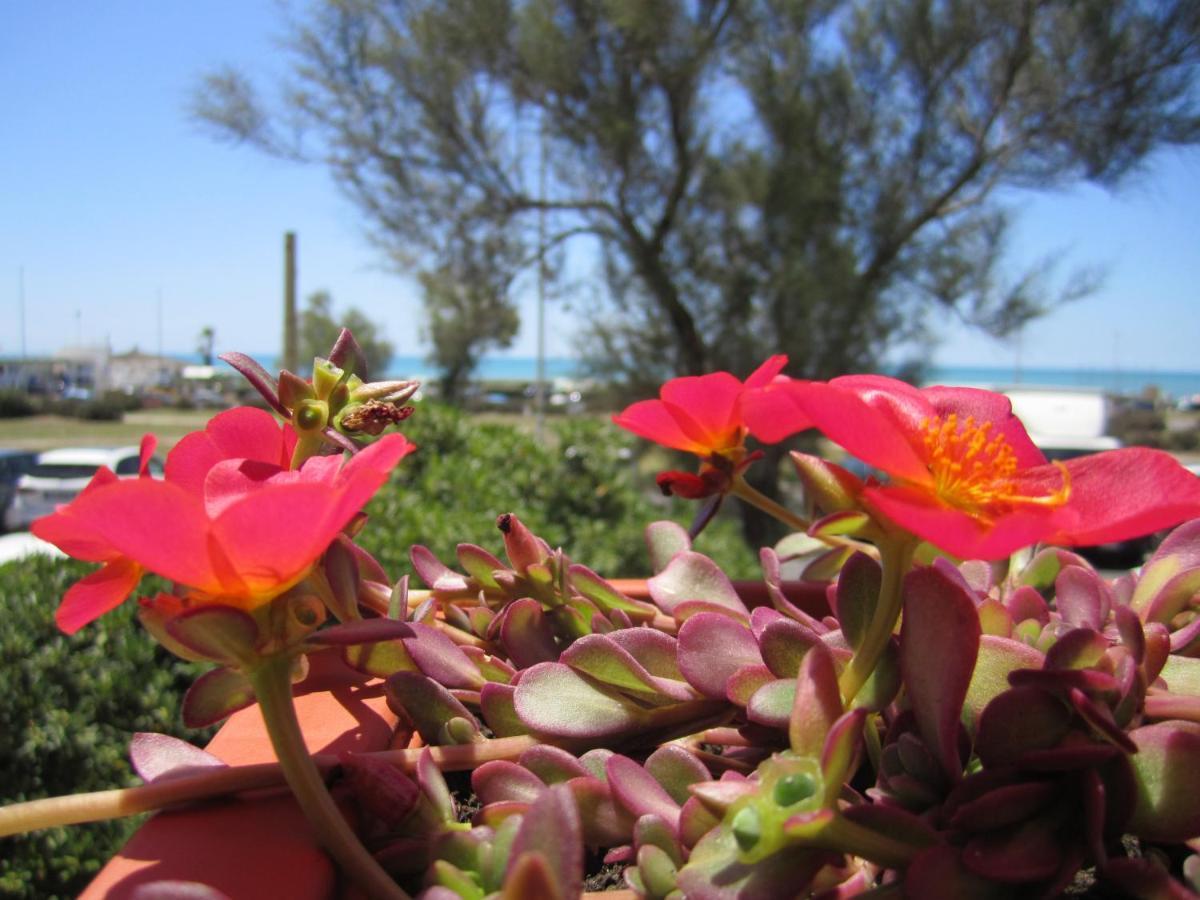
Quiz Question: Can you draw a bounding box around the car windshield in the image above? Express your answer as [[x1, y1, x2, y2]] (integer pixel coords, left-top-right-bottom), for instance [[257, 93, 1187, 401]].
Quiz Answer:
[[29, 463, 101, 480]]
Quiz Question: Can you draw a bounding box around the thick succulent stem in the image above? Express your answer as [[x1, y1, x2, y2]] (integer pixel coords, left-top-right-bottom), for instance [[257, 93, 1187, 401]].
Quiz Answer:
[[838, 538, 916, 704], [248, 654, 412, 900]]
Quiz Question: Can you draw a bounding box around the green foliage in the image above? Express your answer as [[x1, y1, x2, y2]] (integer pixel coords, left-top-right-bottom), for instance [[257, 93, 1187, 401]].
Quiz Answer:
[[0, 557, 210, 899], [0, 390, 36, 418], [358, 403, 759, 582], [300, 290, 395, 379]]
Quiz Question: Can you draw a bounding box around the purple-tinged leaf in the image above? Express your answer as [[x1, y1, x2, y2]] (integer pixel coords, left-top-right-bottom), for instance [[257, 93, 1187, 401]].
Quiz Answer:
[[1044, 627, 1110, 671], [560, 634, 694, 704], [688, 776, 756, 818], [1018, 742, 1122, 772], [321, 534, 361, 623], [475, 681, 523, 739], [1008, 666, 1120, 696], [645, 520, 691, 574], [1128, 721, 1200, 841], [326, 328, 367, 376], [677, 824, 833, 900], [789, 451, 864, 513], [801, 546, 855, 583], [473, 760, 548, 806], [1018, 547, 1093, 592], [569, 564, 656, 622], [1069, 687, 1138, 753], [165, 606, 259, 666], [606, 755, 682, 834], [341, 753, 421, 830], [746, 679, 795, 729], [130, 732, 225, 783], [1145, 622, 1172, 684], [977, 598, 1013, 637], [677, 613, 763, 699], [842, 802, 939, 849], [809, 510, 871, 538], [789, 643, 843, 758], [342, 635, 417, 679], [410, 545, 471, 592], [833, 552, 882, 650], [678, 795, 721, 849], [1056, 566, 1111, 630], [960, 816, 1065, 883], [634, 813, 685, 865], [1158, 654, 1200, 696], [635, 843, 680, 898], [958, 559, 994, 595], [964, 636, 1045, 733], [467, 605, 496, 638], [905, 846, 1010, 900], [514, 663, 648, 740], [1005, 584, 1049, 625], [1113, 603, 1146, 663], [504, 783, 583, 900], [645, 745, 711, 807], [403, 622, 485, 689], [671, 599, 751, 625], [1144, 568, 1200, 627], [975, 685, 1071, 769], [1170, 615, 1200, 656], [725, 665, 776, 707], [497, 513, 550, 574], [901, 565, 980, 780], [499, 598, 562, 669], [500, 853, 564, 900], [566, 775, 634, 847], [647, 551, 748, 617], [758, 617, 821, 678], [181, 666, 255, 728], [606, 628, 683, 681], [1082, 768, 1108, 870], [760, 548, 832, 633], [749, 605, 785, 639], [310, 617, 414, 645], [219, 352, 287, 417], [456, 543, 505, 589], [460, 645, 515, 684], [820, 708, 867, 803], [386, 672, 480, 744], [948, 781, 1058, 831], [520, 745, 591, 784], [578, 748, 615, 781], [418, 747, 456, 823]]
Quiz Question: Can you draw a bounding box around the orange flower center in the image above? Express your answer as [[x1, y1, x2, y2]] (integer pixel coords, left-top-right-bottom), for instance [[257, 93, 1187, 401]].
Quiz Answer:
[[919, 414, 1070, 518]]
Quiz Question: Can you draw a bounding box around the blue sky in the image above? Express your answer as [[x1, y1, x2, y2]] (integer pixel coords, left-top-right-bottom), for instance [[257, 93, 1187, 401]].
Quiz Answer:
[[2, 1, 1198, 372]]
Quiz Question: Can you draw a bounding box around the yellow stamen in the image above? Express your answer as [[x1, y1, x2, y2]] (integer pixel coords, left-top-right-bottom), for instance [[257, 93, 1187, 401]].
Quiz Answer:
[[918, 414, 1070, 519]]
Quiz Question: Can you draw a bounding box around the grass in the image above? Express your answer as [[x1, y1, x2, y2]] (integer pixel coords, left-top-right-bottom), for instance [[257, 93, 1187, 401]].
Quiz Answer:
[[1, 409, 231, 451]]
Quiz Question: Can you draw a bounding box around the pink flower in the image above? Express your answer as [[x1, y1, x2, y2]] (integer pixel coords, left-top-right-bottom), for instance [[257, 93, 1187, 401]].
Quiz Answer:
[[33, 407, 414, 633], [775, 375, 1200, 559], [612, 356, 803, 497]]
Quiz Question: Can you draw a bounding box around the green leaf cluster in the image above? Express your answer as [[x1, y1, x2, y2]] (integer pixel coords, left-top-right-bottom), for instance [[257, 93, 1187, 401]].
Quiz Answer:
[[358, 403, 758, 582], [0, 557, 210, 899]]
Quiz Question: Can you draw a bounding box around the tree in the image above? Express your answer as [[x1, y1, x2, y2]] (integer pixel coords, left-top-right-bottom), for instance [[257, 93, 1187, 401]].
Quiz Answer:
[[299, 290, 395, 378], [196, 326, 215, 366], [194, 0, 1200, 538], [419, 235, 521, 402]]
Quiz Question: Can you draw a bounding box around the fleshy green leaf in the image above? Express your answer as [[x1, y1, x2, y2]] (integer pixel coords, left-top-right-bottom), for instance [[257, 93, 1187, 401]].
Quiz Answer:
[[181, 666, 255, 728]]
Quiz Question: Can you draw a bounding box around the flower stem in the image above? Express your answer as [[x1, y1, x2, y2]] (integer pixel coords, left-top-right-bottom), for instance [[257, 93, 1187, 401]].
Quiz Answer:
[[248, 654, 411, 900], [838, 538, 915, 705], [730, 477, 878, 558]]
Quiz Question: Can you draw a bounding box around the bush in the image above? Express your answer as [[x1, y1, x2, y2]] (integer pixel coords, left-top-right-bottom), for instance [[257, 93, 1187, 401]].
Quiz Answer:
[[0, 390, 36, 418], [0, 557, 211, 899], [359, 404, 759, 582]]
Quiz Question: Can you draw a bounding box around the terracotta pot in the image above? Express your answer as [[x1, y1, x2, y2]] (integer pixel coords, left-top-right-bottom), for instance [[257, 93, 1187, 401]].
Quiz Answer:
[[82, 579, 822, 898]]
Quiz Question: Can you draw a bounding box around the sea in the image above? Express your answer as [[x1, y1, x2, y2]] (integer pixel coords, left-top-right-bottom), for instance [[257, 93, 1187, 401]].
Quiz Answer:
[[215, 354, 1200, 401]]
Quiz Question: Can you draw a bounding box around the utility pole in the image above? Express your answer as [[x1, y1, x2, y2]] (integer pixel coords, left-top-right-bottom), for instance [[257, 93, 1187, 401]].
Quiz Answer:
[[283, 232, 298, 373]]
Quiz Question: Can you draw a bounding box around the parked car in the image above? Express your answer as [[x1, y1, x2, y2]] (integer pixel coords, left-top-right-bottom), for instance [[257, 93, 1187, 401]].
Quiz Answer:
[[3, 447, 163, 532], [0, 449, 39, 533]]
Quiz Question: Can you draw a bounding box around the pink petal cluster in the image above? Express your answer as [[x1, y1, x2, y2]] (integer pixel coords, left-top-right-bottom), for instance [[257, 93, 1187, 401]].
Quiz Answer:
[[766, 375, 1200, 559], [34, 407, 414, 633]]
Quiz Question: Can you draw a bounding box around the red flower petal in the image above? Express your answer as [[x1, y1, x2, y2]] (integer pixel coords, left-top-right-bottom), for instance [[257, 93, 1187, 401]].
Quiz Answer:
[[741, 378, 812, 443], [55, 558, 144, 634], [743, 354, 789, 389], [166, 407, 290, 496], [612, 399, 711, 455], [924, 385, 1045, 467], [1054, 448, 1200, 547], [864, 485, 1058, 560]]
